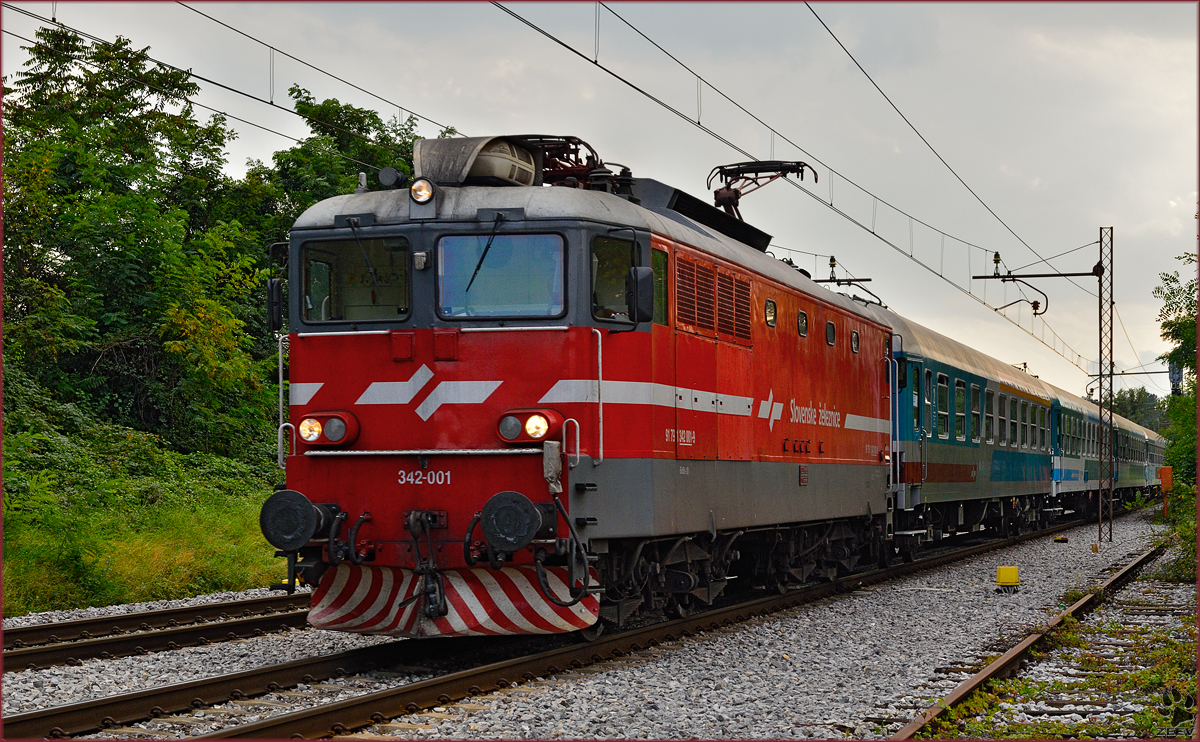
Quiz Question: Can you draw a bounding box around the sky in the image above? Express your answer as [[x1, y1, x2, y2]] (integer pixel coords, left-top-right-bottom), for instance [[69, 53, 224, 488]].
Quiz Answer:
[[3, 2, 1196, 399]]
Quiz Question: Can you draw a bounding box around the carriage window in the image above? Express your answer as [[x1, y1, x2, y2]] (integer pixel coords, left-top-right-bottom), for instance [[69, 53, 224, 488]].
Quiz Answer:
[[1039, 407, 1047, 450], [590, 235, 635, 322], [936, 374, 949, 439], [912, 365, 921, 433], [851, 331, 860, 353], [438, 233, 563, 318], [652, 250, 669, 325], [985, 389, 994, 443], [998, 395, 1007, 444], [954, 380, 966, 441], [1020, 401, 1028, 448], [826, 321, 836, 346], [970, 385, 981, 443], [1009, 398, 1018, 445], [924, 370, 933, 435], [302, 236, 410, 323], [798, 310, 809, 337], [764, 299, 777, 327]]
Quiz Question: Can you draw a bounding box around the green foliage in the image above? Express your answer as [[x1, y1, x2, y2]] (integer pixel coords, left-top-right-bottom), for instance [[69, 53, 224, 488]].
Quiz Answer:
[[1153, 483, 1197, 582], [1154, 252, 1198, 377], [2, 26, 276, 458], [1110, 386, 1166, 431], [1153, 252, 1197, 486], [2, 366, 281, 615]]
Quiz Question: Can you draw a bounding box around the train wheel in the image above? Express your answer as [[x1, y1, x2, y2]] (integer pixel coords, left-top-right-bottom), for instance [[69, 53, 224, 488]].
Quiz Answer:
[[666, 595, 696, 619], [576, 620, 607, 643]]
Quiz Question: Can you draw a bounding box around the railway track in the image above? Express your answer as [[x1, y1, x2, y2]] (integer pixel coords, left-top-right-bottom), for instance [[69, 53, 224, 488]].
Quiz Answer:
[[8, 516, 1095, 740], [2, 593, 311, 672], [888, 542, 1193, 739]]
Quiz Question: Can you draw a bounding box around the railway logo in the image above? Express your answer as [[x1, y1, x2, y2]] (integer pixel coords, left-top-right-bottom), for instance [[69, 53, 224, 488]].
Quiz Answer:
[[352, 365, 503, 420], [758, 389, 784, 430]]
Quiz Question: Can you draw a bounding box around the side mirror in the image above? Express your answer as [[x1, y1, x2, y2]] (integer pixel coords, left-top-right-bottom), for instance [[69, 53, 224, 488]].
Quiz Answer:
[[626, 266, 654, 324], [269, 241, 289, 267], [267, 278, 283, 332]]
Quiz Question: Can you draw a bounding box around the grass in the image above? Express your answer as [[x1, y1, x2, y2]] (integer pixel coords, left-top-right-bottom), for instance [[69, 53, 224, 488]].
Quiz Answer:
[[3, 368, 282, 617]]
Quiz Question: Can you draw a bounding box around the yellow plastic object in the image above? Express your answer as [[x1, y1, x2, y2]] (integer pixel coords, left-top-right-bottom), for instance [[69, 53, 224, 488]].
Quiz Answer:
[[996, 566, 1020, 587]]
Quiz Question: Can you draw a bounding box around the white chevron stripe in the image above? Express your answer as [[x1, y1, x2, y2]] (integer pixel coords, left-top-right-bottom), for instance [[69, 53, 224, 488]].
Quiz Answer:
[[414, 380, 503, 421], [289, 382, 324, 406], [316, 566, 376, 626], [355, 365, 434, 405], [335, 568, 394, 630], [844, 414, 891, 434], [500, 568, 582, 631], [310, 564, 352, 620], [540, 380, 749, 416], [475, 570, 553, 634]]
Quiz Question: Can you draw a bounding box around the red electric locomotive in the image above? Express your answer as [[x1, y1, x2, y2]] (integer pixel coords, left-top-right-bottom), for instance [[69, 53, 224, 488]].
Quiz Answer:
[[260, 135, 895, 639]]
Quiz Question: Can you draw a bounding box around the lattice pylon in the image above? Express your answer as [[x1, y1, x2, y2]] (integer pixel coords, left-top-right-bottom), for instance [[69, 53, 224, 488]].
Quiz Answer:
[[1098, 227, 1114, 542]]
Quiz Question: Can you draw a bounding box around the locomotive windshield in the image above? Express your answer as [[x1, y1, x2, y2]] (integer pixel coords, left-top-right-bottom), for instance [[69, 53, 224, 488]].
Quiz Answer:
[[437, 233, 564, 318], [301, 236, 410, 323]]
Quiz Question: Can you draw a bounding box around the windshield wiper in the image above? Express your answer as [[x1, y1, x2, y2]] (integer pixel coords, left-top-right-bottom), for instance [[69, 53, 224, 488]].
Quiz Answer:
[[464, 212, 506, 294], [346, 217, 381, 302]]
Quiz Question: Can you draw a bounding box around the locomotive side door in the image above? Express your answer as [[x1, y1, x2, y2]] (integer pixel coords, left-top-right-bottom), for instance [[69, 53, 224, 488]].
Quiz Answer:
[[673, 250, 717, 460]]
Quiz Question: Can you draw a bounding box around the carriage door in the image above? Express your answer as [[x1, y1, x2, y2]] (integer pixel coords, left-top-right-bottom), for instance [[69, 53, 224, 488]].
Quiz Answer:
[[674, 251, 717, 460], [714, 267, 753, 460], [900, 360, 925, 508]]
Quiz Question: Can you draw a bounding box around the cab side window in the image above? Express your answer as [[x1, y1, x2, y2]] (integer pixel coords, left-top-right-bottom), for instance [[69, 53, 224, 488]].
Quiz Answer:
[[652, 250, 669, 326], [592, 235, 634, 322]]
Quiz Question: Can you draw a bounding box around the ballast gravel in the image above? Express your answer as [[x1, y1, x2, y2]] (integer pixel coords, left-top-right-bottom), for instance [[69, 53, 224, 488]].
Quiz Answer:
[[378, 513, 1165, 740], [2, 512, 1164, 738], [1, 626, 394, 717]]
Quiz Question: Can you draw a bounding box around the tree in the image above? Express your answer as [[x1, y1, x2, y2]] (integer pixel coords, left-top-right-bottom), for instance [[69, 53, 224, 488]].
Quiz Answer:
[[1153, 252, 1198, 484], [3, 27, 273, 458], [1110, 387, 1165, 431]]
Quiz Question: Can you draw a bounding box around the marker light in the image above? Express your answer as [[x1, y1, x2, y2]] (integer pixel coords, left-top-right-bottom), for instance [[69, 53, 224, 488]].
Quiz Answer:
[[323, 417, 347, 443], [498, 415, 522, 440], [299, 417, 323, 442], [410, 178, 435, 204], [524, 414, 550, 439]]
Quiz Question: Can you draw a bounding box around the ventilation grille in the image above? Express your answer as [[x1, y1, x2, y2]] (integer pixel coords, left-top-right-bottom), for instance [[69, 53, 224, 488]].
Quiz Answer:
[[734, 279, 751, 339], [676, 260, 697, 327], [695, 265, 715, 331], [716, 273, 736, 336]]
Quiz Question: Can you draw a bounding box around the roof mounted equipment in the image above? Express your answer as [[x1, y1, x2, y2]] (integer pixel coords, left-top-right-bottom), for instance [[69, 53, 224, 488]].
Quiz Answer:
[[706, 161, 816, 221]]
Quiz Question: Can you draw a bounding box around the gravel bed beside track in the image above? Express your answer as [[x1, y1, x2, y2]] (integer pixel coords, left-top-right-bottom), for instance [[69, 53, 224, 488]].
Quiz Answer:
[[2, 586, 311, 630], [1, 626, 394, 717], [1, 513, 1162, 736], [362, 513, 1163, 740]]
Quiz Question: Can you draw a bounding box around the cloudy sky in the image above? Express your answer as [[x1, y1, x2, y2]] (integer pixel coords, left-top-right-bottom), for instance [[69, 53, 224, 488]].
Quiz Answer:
[[4, 2, 1196, 397]]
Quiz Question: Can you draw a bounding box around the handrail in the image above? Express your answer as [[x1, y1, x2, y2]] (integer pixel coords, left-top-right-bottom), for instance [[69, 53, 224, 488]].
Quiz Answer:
[[562, 418, 582, 469], [277, 423, 296, 470], [593, 328, 603, 466]]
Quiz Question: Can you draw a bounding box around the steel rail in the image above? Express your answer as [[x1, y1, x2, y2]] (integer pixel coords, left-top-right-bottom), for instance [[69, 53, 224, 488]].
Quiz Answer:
[[3, 610, 311, 673], [3, 593, 310, 650], [890, 543, 1165, 740], [3, 515, 1103, 739], [3, 636, 500, 739], [199, 520, 1091, 739]]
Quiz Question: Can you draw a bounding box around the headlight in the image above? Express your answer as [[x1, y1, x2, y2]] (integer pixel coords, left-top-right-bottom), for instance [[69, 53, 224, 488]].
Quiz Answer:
[[524, 414, 550, 439], [498, 415, 522, 440], [410, 178, 435, 204], [323, 417, 347, 443], [299, 418, 323, 442]]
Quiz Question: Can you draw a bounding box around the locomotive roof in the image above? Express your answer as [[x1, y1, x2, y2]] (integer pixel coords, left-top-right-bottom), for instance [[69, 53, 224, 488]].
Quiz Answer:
[[293, 179, 884, 326]]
